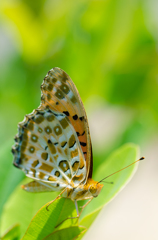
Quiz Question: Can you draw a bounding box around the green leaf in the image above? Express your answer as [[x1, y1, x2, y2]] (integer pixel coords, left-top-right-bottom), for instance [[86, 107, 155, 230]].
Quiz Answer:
[[22, 198, 77, 240], [1, 179, 58, 238], [0, 139, 24, 217], [79, 143, 140, 230], [1, 179, 78, 239], [1, 143, 140, 239], [41, 226, 85, 240], [1, 224, 20, 240]]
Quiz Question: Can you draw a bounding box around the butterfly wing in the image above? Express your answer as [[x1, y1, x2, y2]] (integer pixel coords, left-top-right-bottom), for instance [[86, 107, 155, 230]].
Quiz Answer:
[[21, 181, 56, 193], [40, 67, 93, 180], [12, 108, 87, 191]]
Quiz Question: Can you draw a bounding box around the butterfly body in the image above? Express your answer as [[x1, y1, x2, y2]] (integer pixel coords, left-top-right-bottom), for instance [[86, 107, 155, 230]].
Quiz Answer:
[[63, 179, 103, 201], [12, 67, 103, 218], [22, 177, 103, 202]]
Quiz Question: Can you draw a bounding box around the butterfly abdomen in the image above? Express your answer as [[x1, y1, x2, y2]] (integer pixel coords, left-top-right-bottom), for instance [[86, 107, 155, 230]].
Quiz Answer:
[[63, 185, 90, 201]]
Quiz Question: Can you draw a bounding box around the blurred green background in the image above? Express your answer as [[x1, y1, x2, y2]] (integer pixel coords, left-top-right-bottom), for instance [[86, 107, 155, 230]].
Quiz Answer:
[[0, 0, 157, 239]]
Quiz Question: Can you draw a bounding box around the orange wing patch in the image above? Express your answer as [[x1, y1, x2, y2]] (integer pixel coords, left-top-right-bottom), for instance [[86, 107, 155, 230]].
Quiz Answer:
[[40, 67, 92, 180]]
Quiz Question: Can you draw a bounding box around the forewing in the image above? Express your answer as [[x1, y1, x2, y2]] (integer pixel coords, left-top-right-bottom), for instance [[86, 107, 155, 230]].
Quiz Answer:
[[40, 67, 93, 180], [12, 108, 86, 191]]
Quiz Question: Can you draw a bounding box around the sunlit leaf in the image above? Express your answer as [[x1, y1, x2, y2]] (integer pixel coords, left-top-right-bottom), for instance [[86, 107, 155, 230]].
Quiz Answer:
[[22, 198, 77, 240], [76, 143, 140, 240], [1, 224, 20, 240], [43, 226, 86, 240], [81, 143, 139, 220], [1, 179, 58, 238]]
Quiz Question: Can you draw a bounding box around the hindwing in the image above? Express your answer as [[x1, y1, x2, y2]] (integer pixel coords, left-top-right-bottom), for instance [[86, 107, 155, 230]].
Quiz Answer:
[[12, 108, 86, 191]]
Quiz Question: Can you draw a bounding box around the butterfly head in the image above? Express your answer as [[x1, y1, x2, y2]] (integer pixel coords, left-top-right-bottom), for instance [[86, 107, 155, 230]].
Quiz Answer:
[[87, 179, 103, 198]]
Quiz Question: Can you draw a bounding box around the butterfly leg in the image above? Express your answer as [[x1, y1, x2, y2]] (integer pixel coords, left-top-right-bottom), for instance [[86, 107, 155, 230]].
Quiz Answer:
[[46, 188, 67, 211], [75, 199, 79, 216], [79, 197, 93, 216], [55, 200, 79, 228], [55, 198, 93, 228]]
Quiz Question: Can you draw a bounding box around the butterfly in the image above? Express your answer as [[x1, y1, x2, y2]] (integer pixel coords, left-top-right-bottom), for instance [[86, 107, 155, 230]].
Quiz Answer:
[[12, 67, 144, 222], [12, 67, 104, 220]]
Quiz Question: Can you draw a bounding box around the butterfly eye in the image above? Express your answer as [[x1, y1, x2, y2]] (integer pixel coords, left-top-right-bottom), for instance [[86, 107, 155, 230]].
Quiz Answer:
[[89, 186, 97, 195]]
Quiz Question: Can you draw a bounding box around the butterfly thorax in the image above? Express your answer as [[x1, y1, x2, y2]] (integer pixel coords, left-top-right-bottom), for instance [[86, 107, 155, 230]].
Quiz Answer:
[[63, 179, 103, 201]]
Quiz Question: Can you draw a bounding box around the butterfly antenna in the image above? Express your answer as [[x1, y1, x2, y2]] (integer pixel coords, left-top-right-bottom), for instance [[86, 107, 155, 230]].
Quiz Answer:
[[97, 157, 145, 184], [102, 181, 114, 184]]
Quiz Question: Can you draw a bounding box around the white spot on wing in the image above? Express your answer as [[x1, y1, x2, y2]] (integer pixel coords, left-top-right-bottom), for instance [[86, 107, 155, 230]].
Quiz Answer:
[[67, 90, 74, 99]]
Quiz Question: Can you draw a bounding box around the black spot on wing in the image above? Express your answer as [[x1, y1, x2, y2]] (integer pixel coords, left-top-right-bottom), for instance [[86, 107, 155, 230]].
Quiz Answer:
[[69, 141, 76, 148], [13, 158, 22, 168], [80, 142, 87, 147], [79, 116, 84, 121], [76, 131, 85, 136], [48, 138, 58, 146], [45, 146, 48, 150], [47, 109, 52, 113], [13, 162, 21, 169], [53, 112, 63, 117], [36, 111, 44, 115], [73, 114, 78, 120], [11, 148, 15, 154], [79, 164, 85, 170], [61, 142, 67, 148], [63, 111, 69, 116]]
